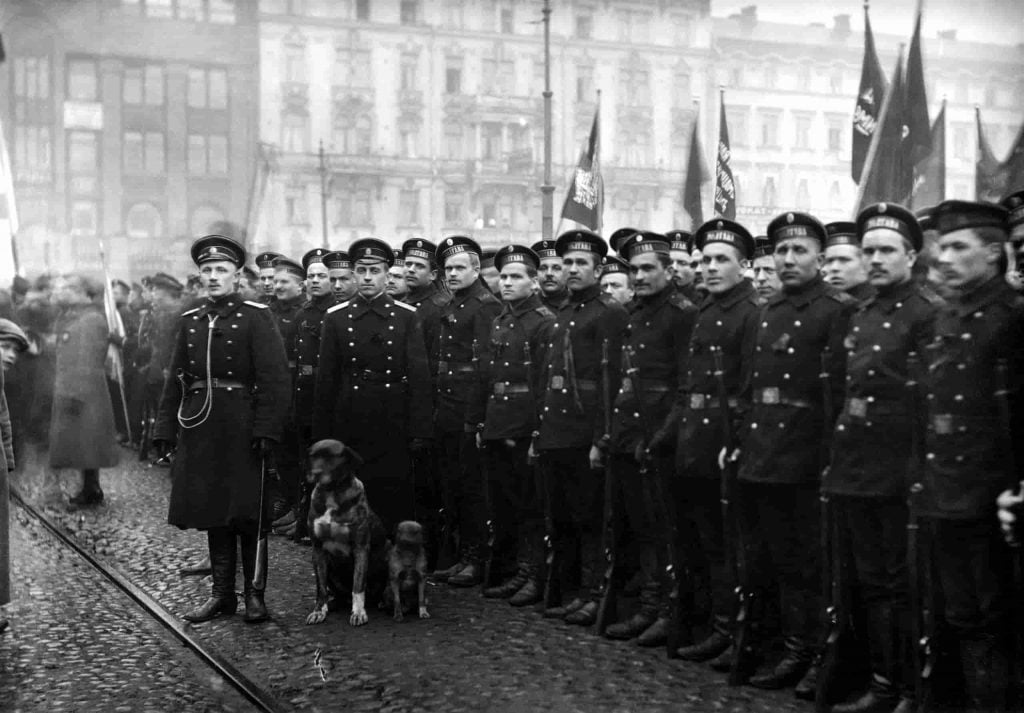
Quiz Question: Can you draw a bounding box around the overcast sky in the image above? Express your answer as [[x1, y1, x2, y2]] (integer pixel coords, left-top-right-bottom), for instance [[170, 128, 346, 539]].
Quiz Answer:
[[713, 0, 1024, 46]]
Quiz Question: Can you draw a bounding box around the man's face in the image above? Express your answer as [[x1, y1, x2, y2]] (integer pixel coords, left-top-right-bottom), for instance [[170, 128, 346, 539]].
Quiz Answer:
[[329, 268, 357, 302], [669, 249, 694, 288], [258, 267, 276, 295], [386, 265, 409, 298], [306, 263, 331, 298], [774, 238, 824, 289], [691, 248, 704, 287], [0, 340, 21, 372], [354, 261, 388, 298], [563, 251, 600, 292], [752, 255, 781, 301], [481, 265, 500, 295], [600, 273, 634, 305], [537, 257, 566, 296], [273, 271, 304, 301], [629, 252, 669, 298], [52, 277, 78, 307], [150, 286, 177, 309], [702, 243, 746, 295], [1009, 241, 1024, 291], [937, 229, 1000, 292], [444, 253, 479, 292], [499, 263, 535, 303], [404, 256, 436, 291], [862, 231, 915, 289], [200, 261, 239, 298], [823, 244, 869, 291]]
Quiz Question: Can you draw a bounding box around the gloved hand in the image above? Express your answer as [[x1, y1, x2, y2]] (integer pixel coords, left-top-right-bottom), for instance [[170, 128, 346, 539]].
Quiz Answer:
[[251, 437, 274, 457], [589, 444, 604, 470], [717, 446, 740, 471], [997, 484, 1024, 546]]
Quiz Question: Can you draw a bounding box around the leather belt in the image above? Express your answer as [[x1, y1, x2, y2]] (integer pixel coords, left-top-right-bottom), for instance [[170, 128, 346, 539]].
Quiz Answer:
[[438, 360, 475, 375], [189, 378, 246, 391], [492, 382, 530, 396], [620, 379, 672, 394], [297, 364, 316, 377], [845, 396, 902, 420], [548, 375, 597, 392], [351, 369, 408, 386], [688, 393, 738, 410], [753, 387, 812, 409]]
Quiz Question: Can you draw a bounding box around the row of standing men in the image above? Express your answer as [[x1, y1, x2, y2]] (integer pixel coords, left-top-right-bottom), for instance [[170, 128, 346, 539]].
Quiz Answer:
[[153, 193, 1024, 713]]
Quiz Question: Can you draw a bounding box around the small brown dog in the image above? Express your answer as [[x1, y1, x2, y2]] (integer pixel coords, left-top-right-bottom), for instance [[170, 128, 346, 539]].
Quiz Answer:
[[382, 521, 430, 622]]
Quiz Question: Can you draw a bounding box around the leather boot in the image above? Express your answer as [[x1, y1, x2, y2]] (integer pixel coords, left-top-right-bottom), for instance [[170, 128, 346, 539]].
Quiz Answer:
[[179, 555, 212, 577], [483, 569, 528, 599], [508, 569, 543, 607], [636, 616, 671, 647], [240, 531, 269, 624], [793, 661, 820, 701], [605, 583, 661, 641], [748, 638, 813, 690], [889, 697, 914, 713], [831, 675, 900, 713], [709, 644, 736, 672], [448, 546, 483, 588], [183, 529, 237, 622], [70, 469, 104, 506], [960, 634, 1011, 712], [564, 600, 598, 626], [676, 629, 732, 662], [545, 597, 586, 620]]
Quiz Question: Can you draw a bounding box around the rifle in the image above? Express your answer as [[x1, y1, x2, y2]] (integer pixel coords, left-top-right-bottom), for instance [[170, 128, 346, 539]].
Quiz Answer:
[[905, 351, 935, 712], [594, 339, 619, 634], [252, 453, 268, 590], [619, 344, 679, 643], [708, 346, 752, 685]]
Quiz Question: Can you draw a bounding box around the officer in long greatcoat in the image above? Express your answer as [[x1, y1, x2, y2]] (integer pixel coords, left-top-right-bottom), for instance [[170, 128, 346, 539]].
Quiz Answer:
[[312, 238, 433, 534], [920, 200, 1024, 711], [734, 212, 856, 694], [825, 204, 942, 713], [154, 235, 290, 624]]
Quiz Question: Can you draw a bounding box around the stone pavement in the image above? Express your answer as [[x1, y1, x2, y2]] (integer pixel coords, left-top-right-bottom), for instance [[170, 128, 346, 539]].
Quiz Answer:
[[6, 450, 810, 713]]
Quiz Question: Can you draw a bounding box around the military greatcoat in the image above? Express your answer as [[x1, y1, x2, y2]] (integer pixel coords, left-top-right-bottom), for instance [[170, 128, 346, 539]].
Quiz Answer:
[[154, 295, 290, 530], [292, 293, 336, 432], [403, 282, 449, 381]]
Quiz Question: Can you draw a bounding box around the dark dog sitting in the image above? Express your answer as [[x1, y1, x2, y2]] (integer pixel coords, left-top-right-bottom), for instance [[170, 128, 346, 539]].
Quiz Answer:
[[381, 521, 430, 622], [304, 439, 390, 626]]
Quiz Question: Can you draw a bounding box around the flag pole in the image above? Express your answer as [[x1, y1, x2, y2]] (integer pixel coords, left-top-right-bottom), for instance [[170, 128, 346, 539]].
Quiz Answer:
[[853, 45, 904, 217], [97, 236, 133, 444]]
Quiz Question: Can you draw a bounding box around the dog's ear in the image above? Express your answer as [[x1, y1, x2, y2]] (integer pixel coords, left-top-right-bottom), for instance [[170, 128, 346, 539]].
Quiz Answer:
[[339, 444, 364, 468]]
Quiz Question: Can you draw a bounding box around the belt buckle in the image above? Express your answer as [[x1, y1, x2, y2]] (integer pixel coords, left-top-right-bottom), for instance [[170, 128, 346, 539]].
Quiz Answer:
[[761, 387, 780, 405], [848, 397, 868, 419], [551, 375, 564, 390], [689, 393, 705, 409], [493, 382, 506, 396], [933, 414, 953, 435]]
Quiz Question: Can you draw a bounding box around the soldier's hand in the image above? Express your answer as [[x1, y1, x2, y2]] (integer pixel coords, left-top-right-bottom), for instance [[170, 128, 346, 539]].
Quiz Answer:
[[997, 485, 1024, 546], [589, 445, 604, 470], [475, 432, 483, 449], [718, 447, 740, 470], [527, 440, 538, 464]]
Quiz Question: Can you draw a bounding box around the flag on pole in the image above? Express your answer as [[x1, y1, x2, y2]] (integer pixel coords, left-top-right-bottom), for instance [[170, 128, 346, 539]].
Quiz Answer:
[[682, 110, 708, 229], [855, 47, 906, 213], [560, 98, 603, 232], [910, 100, 945, 209], [852, 2, 888, 184], [976, 108, 1024, 202], [98, 236, 133, 441], [903, 2, 932, 170], [713, 89, 736, 220]]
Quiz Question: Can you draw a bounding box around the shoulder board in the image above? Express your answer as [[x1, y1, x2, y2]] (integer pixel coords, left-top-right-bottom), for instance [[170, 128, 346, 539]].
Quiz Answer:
[[181, 307, 200, 317], [326, 301, 350, 314], [827, 290, 856, 305], [394, 300, 416, 312], [916, 285, 945, 307], [534, 305, 555, 318], [243, 300, 269, 309]]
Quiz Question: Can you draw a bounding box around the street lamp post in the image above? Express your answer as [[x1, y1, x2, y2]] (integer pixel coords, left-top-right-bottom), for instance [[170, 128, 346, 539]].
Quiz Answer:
[[541, 0, 554, 241]]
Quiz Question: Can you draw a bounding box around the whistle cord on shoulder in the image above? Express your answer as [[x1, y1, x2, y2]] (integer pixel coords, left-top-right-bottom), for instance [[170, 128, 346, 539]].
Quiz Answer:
[[177, 313, 218, 430]]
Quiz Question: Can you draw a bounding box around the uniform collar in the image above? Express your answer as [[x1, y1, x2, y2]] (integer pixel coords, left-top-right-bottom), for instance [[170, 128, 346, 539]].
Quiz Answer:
[[706, 278, 755, 311], [274, 294, 304, 310], [630, 283, 673, 313], [453, 279, 488, 304], [954, 274, 1015, 316], [502, 292, 542, 317], [846, 281, 876, 303], [568, 283, 601, 304], [200, 293, 240, 318], [307, 292, 335, 310], [541, 285, 568, 306], [866, 279, 915, 313], [771, 274, 827, 308], [406, 283, 437, 304], [351, 291, 391, 318]]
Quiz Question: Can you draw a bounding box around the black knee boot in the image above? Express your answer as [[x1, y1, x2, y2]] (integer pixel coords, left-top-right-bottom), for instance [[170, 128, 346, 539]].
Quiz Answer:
[[240, 531, 269, 623], [70, 469, 103, 506], [183, 528, 237, 622]]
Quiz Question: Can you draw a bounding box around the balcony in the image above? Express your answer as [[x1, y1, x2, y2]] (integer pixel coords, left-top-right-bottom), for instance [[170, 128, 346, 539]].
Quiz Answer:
[[281, 82, 309, 113]]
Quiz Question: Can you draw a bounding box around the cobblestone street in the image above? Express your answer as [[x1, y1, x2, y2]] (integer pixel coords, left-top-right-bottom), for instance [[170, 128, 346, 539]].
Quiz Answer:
[[3, 451, 809, 713]]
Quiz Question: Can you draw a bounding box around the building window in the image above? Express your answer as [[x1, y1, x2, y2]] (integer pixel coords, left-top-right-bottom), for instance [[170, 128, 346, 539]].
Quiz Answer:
[[352, 189, 371, 225], [445, 66, 462, 94], [209, 69, 227, 109], [400, 54, 418, 91], [125, 203, 163, 238], [13, 126, 52, 179], [398, 189, 420, 226], [762, 177, 777, 208], [334, 115, 372, 154], [827, 119, 842, 152], [444, 191, 464, 225], [482, 123, 502, 160], [284, 42, 308, 84], [500, 7, 514, 33], [285, 186, 308, 225], [620, 130, 650, 167], [398, 122, 419, 158], [70, 200, 99, 236], [145, 0, 174, 18], [351, 50, 372, 88], [187, 67, 227, 109], [208, 0, 236, 23], [759, 113, 780, 148], [123, 131, 165, 173], [355, 0, 369, 21], [446, 2, 465, 29], [68, 59, 98, 101], [188, 134, 208, 174], [794, 115, 811, 150], [575, 12, 593, 39], [14, 56, 51, 99], [577, 64, 594, 103], [727, 109, 748, 147], [830, 70, 843, 95], [188, 68, 206, 107], [208, 135, 228, 173], [764, 65, 778, 89], [443, 124, 464, 159], [400, 0, 418, 25], [795, 179, 811, 209], [620, 66, 651, 106], [829, 181, 843, 211], [68, 131, 99, 173], [123, 64, 165, 106], [617, 10, 651, 42]]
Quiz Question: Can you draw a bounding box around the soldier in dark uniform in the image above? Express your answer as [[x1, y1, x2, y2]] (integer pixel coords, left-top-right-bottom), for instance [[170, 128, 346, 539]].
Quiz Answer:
[[312, 238, 433, 534], [751, 235, 782, 305], [669, 219, 760, 665], [430, 236, 503, 587], [825, 221, 875, 303], [599, 255, 635, 306], [326, 250, 358, 304], [825, 203, 942, 713], [153, 235, 290, 624], [595, 232, 698, 646], [921, 200, 1024, 711], [269, 256, 306, 353], [532, 239, 569, 311], [480, 249, 501, 297], [733, 212, 856, 693], [667, 230, 701, 303], [136, 273, 183, 458], [387, 250, 410, 301], [533, 230, 628, 625], [254, 251, 282, 305], [469, 245, 555, 606]]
